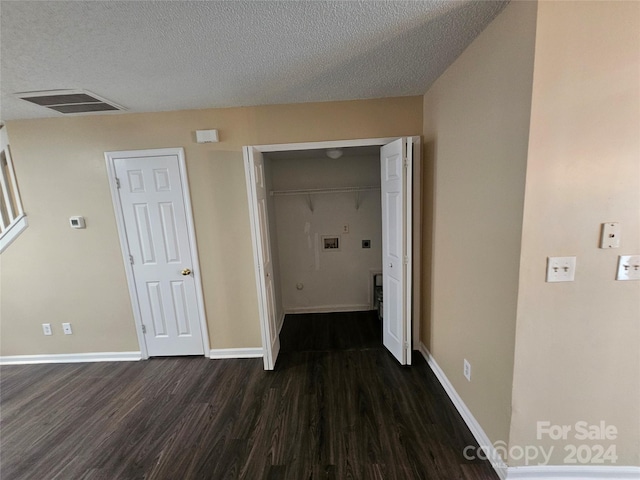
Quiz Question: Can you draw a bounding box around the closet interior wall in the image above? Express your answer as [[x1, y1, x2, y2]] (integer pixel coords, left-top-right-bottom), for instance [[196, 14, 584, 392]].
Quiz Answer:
[[266, 151, 382, 316]]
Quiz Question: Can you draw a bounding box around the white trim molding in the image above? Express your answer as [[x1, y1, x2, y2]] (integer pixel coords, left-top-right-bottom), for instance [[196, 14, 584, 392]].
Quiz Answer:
[[284, 304, 372, 315], [0, 351, 142, 365], [209, 348, 263, 359], [0, 125, 28, 253], [419, 342, 509, 480], [0, 214, 28, 253], [506, 465, 640, 479]]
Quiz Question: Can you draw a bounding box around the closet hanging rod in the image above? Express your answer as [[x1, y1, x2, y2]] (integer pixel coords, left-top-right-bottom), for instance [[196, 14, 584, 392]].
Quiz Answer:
[[270, 186, 380, 196]]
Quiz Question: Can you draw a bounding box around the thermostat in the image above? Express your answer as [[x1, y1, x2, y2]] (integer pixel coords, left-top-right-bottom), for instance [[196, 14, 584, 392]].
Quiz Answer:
[[69, 216, 86, 229]]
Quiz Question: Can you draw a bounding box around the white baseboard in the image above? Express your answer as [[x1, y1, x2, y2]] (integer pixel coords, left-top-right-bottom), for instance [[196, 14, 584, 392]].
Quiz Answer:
[[506, 465, 640, 479], [209, 347, 263, 359], [284, 304, 372, 314], [418, 344, 640, 480], [419, 342, 508, 480], [0, 351, 142, 365]]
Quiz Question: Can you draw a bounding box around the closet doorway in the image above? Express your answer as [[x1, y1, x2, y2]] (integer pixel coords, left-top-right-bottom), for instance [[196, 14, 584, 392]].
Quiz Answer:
[[244, 137, 421, 370]]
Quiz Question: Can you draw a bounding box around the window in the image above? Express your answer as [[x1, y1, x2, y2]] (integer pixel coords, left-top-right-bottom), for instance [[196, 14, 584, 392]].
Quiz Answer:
[[0, 125, 27, 253]]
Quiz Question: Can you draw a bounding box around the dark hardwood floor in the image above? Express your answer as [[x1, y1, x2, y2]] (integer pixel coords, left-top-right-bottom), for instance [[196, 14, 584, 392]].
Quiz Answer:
[[1, 311, 499, 480], [280, 311, 382, 353]]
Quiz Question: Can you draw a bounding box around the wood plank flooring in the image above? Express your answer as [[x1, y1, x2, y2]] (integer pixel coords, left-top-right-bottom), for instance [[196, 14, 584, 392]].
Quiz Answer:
[[1, 311, 499, 480]]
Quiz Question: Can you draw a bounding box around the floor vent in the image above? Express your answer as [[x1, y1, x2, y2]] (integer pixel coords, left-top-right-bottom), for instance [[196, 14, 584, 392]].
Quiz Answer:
[[14, 90, 125, 115]]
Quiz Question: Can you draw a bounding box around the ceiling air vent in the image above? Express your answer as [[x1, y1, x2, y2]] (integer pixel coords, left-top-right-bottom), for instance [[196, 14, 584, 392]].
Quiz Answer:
[[15, 89, 125, 115]]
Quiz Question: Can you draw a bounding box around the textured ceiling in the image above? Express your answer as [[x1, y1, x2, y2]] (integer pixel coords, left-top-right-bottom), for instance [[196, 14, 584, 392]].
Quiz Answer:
[[0, 1, 507, 121]]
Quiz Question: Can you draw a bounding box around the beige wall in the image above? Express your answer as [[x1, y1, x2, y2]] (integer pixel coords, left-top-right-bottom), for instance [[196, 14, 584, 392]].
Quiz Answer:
[[1, 97, 422, 356], [509, 1, 640, 467], [422, 0, 537, 446]]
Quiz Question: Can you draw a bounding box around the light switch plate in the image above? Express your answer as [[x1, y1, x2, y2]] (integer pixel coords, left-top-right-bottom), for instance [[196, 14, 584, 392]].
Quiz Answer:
[[546, 256, 577, 282], [600, 222, 621, 248], [616, 255, 640, 281]]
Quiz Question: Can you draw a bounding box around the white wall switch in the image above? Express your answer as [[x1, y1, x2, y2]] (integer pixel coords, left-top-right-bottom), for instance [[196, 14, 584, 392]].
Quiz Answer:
[[600, 222, 621, 248], [616, 255, 640, 281], [546, 256, 577, 282], [42, 323, 52, 335], [62, 322, 73, 335]]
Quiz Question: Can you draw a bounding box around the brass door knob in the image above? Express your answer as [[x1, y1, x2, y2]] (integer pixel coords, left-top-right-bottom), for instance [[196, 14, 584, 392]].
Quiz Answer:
[[181, 268, 192, 276]]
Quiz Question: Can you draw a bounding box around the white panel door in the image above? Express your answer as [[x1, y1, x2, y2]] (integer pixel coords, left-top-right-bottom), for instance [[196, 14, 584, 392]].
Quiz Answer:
[[381, 138, 412, 365], [245, 147, 279, 370], [114, 153, 205, 356]]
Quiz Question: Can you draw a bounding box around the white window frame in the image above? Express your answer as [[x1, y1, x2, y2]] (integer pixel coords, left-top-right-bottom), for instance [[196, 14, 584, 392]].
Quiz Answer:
[[0, 126, 28, 253]]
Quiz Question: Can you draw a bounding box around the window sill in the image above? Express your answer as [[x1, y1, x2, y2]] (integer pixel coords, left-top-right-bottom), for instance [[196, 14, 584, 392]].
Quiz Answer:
[[0, 214, 28, 254]]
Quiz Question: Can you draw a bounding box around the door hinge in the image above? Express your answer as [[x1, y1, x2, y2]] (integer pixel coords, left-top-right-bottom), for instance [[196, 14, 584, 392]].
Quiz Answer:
[[403, 256, 409, 265], [129, 254, 134, 265], [141, 324, 147, 334], [115, 177, 121, 189], [403, 157, 409, 168]]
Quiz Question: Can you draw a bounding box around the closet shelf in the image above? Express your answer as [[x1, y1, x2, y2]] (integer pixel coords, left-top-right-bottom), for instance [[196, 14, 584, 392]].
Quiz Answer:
[[270, 186, 379, 196], [270, 186, 380, 212]]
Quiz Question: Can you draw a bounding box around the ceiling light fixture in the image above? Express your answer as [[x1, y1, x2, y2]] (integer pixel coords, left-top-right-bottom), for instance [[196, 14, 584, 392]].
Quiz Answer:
[[326, 148, 343, 159]]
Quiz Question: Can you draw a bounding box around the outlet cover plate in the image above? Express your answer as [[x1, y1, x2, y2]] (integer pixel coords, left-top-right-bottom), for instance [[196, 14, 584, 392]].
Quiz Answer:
[[546, 256, 577, 282], [616, 255, 640, 281], [600, 222, 621, 248]]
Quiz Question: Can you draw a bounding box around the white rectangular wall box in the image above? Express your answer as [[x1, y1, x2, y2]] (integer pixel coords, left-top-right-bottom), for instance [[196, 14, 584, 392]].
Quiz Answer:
[[195, 129, 219, 143], [616, 255, 640, 281], [600, 222, 621, 248], [546, 256, 577, 282]]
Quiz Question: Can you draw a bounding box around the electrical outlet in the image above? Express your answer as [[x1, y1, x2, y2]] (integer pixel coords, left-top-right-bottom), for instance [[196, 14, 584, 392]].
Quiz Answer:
[[62, 323, 73, 335], [464, 359, 471, 381], [546, 256, 577, 282], [42, 323, 52, 336], [616, 255, 640, 281], [342, 224, 349, 234]]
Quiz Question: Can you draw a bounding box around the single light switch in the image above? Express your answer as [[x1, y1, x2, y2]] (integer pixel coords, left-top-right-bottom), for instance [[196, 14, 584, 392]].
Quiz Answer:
[[600, 222, 621, 248]]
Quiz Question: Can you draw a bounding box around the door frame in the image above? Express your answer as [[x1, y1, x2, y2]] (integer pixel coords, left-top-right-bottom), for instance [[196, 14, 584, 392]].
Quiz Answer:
[[105, 147, 210, 359], [243, 137, 421, 369]]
